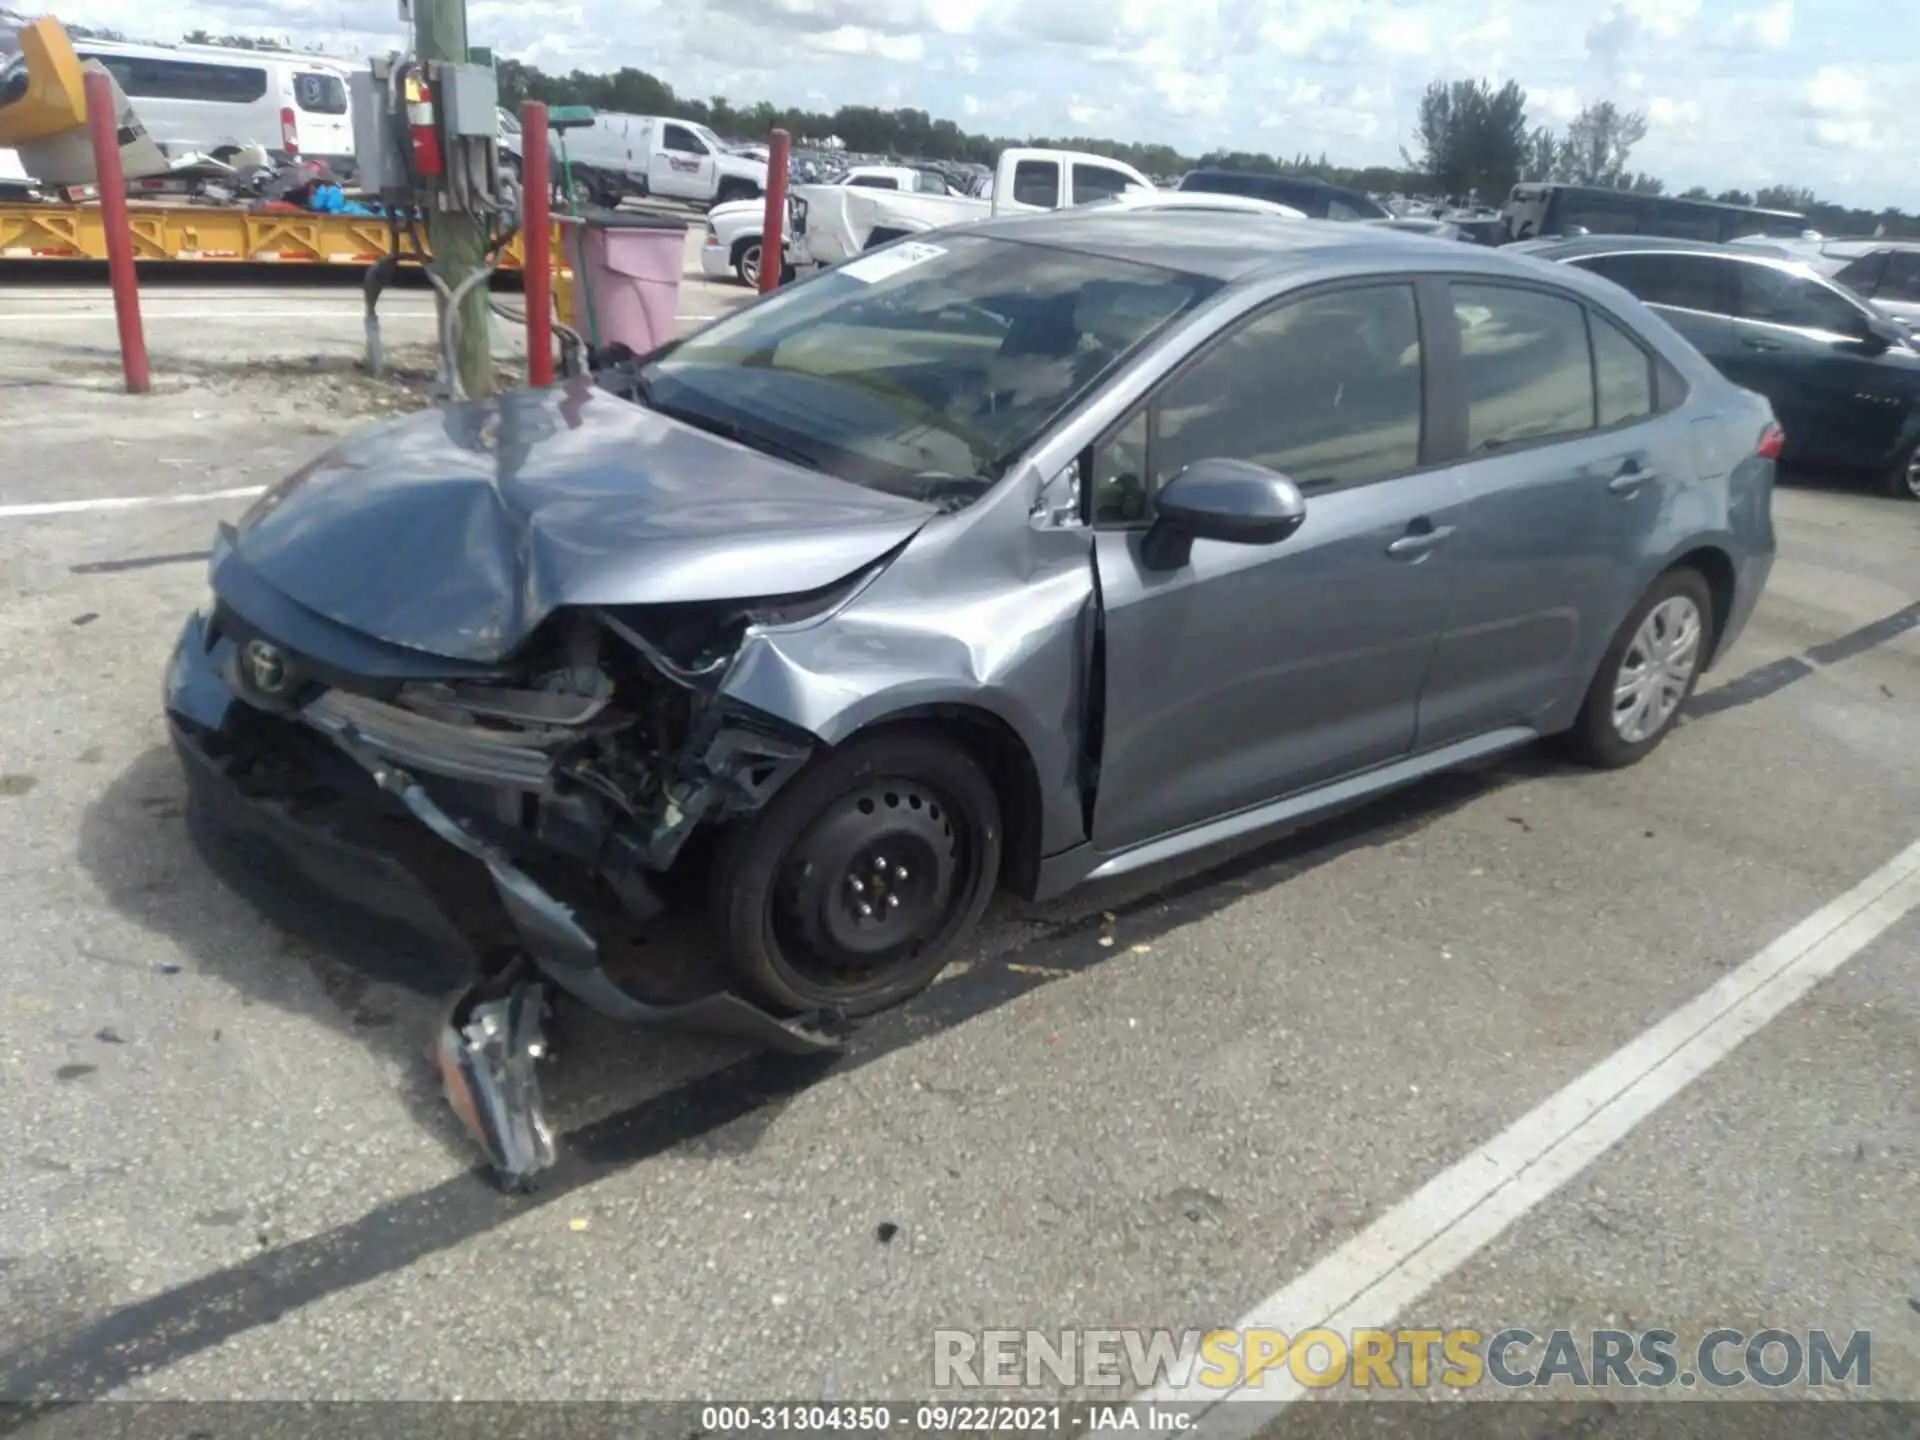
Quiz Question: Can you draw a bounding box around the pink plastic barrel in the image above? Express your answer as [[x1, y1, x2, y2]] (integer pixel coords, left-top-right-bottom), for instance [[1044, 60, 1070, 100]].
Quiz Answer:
[[566, 211, 688, 354]]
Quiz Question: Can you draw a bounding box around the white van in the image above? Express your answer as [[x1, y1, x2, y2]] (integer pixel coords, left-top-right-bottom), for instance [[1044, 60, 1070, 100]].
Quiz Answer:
[[69, 39, 358, 175]]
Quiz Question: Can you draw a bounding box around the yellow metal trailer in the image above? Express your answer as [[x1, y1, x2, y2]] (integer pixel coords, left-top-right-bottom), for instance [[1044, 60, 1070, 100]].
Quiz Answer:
[[0, 199, 566, 271]]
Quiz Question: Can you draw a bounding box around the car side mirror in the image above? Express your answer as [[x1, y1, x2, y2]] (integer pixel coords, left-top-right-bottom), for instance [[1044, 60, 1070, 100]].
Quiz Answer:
[[1851, 314, 1904, 353], [1140, 458, 1308, 571]]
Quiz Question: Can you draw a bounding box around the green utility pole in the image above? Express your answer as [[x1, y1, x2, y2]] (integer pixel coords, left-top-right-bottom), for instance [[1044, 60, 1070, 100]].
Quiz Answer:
[[414, 0, 493, 398]]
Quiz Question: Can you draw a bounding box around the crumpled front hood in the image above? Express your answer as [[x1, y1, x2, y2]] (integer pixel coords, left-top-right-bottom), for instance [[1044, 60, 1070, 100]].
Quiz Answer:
[[224, 379, 936, 663]]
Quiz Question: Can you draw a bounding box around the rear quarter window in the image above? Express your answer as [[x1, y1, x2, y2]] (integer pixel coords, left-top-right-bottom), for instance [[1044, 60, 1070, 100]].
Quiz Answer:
[[294, 72, 347, 114]]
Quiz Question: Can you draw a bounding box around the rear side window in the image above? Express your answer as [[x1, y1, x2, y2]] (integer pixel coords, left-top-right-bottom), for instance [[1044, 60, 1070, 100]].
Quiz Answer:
[[1012, 159, 1060, 207], [1451, 283, 1594, 452], [1072, 164, 1137, 205], [1590, 311, 1654, 428], [1732, 264, 1864, 334], [847, 176, 899, 189], [293, 72, 347, 114], [88, 53, 268, 104], [1142, 283, 1424, 498], [1831, 251, 1889, 297], [1576, 253, 1729, 315], [1562, 193, 1646, 235]]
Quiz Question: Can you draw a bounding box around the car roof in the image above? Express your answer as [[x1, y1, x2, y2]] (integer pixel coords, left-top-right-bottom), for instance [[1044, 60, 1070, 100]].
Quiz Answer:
[[1183, 169, 1372, 200], [1516, 235, 1797, 262], [961, 208, 1577, 285]]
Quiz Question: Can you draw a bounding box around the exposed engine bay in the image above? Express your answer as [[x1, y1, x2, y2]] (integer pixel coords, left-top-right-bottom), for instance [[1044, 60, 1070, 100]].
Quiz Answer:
[[178, 589, 875, 1191]]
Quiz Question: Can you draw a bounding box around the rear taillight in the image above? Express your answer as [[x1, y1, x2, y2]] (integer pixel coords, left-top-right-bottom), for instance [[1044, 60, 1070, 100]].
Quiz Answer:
[[1756, 423, 1785, 461], [280, 106, 298, 154]]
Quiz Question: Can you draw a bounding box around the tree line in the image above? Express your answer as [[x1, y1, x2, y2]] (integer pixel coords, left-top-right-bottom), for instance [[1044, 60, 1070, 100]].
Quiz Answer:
[[495, 61, 1915, 237], [65, 23, 1920, 238]]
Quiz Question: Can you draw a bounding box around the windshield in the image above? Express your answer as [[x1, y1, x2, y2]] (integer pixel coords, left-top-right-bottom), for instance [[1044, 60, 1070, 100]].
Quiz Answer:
[[637, 235, 1218, 501]]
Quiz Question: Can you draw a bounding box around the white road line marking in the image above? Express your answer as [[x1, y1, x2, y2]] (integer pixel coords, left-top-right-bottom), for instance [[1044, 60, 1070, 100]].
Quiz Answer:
[[0, 485, 266, 519], [1120, 836, 1920, 1438]]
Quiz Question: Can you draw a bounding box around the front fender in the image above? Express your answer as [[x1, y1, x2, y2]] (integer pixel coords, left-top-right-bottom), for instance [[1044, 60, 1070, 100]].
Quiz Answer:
[[717, 520, 1098, 856]]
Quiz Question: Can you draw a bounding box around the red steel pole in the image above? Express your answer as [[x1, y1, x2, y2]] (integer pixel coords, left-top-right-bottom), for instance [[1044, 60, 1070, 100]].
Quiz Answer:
[[758, 127, 790, 296], [83, 68, 148, 395], [521, 102, 555, 386]]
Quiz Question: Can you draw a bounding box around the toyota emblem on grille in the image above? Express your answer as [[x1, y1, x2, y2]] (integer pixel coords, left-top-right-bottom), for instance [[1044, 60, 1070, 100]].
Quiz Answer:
[[241, 639, 289, 695]]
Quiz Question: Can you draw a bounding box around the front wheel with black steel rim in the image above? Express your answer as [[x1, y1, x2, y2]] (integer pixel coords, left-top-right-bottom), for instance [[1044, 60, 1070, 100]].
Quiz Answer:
[[709, 732, 1003, 1016], [1884, 434, 1920, 501], [1561, 567, 1714, 769]]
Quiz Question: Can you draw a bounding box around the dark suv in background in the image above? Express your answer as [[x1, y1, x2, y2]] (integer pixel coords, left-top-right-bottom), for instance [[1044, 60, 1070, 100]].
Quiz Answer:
[[1178, 168, 1391, 221], [1521, 236, 1920, 499]]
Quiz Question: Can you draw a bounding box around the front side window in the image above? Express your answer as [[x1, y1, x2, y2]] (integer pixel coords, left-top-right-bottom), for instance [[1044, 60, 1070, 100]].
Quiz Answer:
[[1091, 284, 1424, 524], [662, 124, 706, 155], [848, 176, 899, 189], [1877, 252, 1920, 304], [293, 71, 346, 114], [1575, 253, 1731, 316], [1733, 264, 1865, 334], [642, 235, 1216, 501], [1452, 283, 1595, 452]]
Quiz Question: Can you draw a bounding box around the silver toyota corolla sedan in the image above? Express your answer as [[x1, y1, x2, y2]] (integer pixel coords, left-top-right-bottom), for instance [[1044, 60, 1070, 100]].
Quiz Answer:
[[165, 210, 1778, 1177]]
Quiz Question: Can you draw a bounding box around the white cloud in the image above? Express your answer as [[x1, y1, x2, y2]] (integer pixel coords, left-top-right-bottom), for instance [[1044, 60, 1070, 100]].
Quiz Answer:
[[1714, 0, 1793, 52]]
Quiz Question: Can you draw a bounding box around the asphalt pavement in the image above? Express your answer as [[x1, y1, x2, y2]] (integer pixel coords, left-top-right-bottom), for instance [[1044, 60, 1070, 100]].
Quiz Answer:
[[0, 238, 1915, 1431]]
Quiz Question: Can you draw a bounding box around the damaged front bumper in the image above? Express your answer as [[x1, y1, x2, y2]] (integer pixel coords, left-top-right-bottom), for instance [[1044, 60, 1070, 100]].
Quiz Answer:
[[165, 607, 849, 1189]]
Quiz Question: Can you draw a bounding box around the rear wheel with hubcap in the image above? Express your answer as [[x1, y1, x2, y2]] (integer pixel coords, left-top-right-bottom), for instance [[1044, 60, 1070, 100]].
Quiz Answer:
[[709, 732, 1002, 1015], [1885, 434, 1920, 501], [734, 239, 763, 288], [1562, 568, 1714, 769]]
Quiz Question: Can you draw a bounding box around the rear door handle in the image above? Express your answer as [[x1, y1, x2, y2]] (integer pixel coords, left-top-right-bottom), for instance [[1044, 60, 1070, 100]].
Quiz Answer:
[[1608, 467, 1657, 496], [1742, 337, 1783, 352], [1386, 524, 1456, 558]]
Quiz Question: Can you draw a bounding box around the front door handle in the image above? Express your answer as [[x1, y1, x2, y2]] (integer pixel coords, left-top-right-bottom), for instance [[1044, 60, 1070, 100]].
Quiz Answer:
[[1742, 337, 1783, 352], [1386, 524, 1456, 558], [1608, 466, 1658, 496]]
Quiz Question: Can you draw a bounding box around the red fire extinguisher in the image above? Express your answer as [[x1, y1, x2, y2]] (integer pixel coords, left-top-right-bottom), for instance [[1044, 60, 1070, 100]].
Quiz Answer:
[[405, 70, 444, 177]]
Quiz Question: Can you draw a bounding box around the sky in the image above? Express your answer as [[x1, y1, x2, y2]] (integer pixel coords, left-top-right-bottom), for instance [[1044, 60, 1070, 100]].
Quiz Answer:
[[32, 0, 1920, 210]]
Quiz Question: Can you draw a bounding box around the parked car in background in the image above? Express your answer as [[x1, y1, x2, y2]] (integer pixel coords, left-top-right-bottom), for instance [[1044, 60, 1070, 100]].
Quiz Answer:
[[1813, 240, 1920, 336], [789, 146, 1154, 268], [165, 211, 1779, 1102], [559, 112, 767, 209], [1501, 184, 1806, 245], [69, 37, 356, 175], [699, 162, 954, 285], [1524, 235, 1920, 499], [1177, 168, 1390, 220]]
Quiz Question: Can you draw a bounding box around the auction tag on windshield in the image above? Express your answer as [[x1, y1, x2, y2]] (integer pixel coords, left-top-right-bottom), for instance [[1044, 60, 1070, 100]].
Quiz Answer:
[[839, 240, 947, 284]]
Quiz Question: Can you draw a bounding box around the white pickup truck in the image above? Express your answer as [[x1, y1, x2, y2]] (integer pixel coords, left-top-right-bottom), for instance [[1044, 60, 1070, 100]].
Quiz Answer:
[[561, 113, 768, 209], [789, 147, 1157, 270], [700, 163, 961, 287]]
